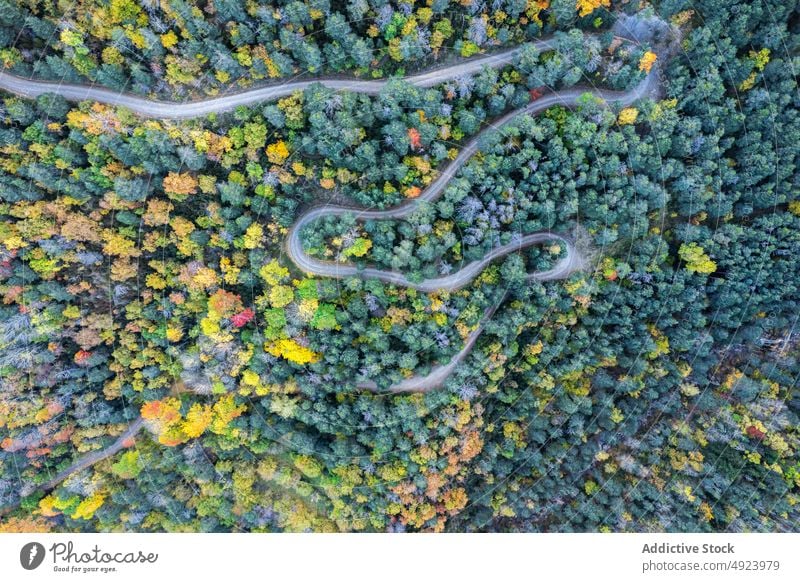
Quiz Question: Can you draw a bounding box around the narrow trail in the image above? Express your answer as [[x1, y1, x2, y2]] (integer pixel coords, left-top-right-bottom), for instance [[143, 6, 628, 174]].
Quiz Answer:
[[0, 14, 669, 500], [38, 418, 145, 493], [0, 419, 145, 516]]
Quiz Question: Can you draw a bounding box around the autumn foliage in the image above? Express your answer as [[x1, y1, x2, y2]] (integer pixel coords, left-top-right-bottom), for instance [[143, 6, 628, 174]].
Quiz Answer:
[[163, 172, 198, 199]]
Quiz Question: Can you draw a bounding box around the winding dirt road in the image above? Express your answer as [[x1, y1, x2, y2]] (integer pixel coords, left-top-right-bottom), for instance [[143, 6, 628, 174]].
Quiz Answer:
[[0, 14, 668, 499], [0, 16, 662, 395], [285, 72, 657, 288], [0, 18, 661, 392], [290, 68, 659, 392], [288, 12, 669, 391]]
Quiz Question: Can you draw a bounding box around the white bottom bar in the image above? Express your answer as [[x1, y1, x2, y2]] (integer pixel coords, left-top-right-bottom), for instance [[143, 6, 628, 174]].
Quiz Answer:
[[1, 533, 798, 581]]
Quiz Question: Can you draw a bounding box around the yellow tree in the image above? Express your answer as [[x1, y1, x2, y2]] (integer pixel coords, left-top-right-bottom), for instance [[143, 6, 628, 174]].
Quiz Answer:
[[678, 243, 717, 274], [163, 172, 198, 200], [576, 0, 610, 18]]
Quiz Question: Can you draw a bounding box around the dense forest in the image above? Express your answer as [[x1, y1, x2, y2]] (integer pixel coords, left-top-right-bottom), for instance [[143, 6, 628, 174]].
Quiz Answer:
[[0, 0, 798, 533], [1, 0, 631, 97]]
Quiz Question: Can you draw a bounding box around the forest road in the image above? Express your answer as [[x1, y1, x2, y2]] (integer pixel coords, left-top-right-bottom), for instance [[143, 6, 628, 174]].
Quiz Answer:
[[0, 43, 552, 118], [288, 69, 660, 391], [0, 14, 664, 395], [287, 11, 670, 391], [9, 417, 145, 502], [0, 13, 663, 118], [0, 13, 670, 502]]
